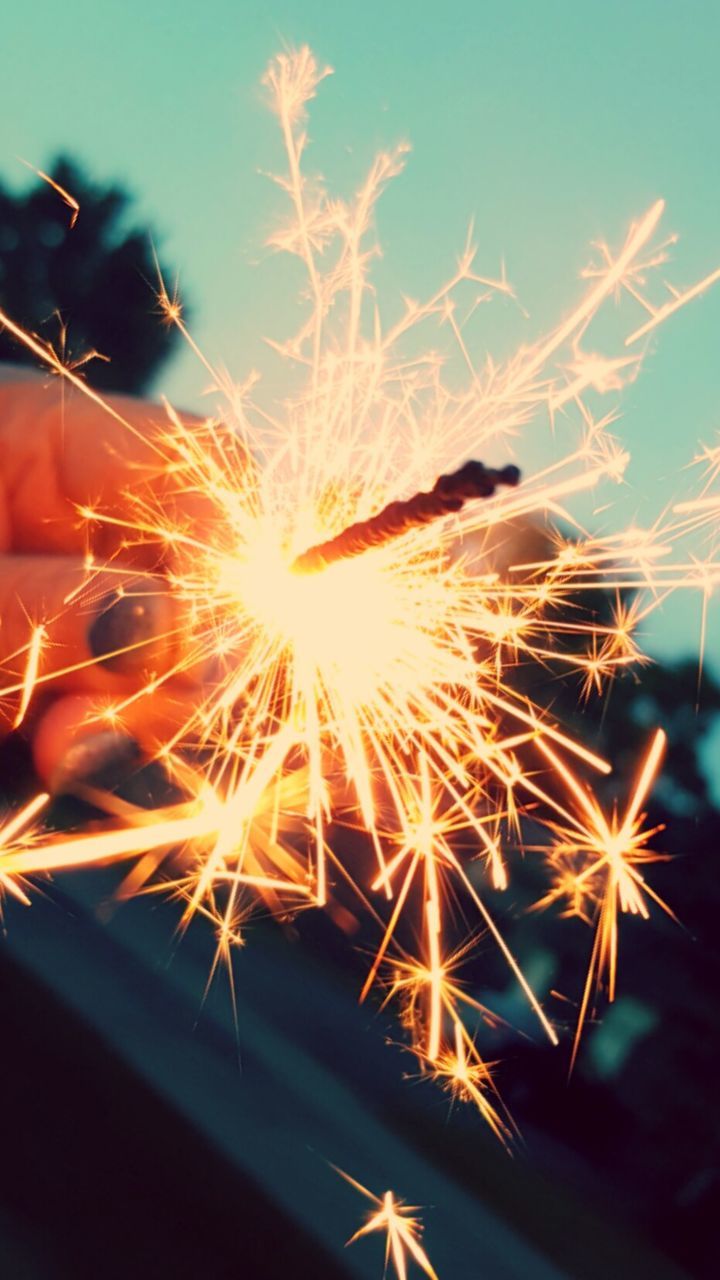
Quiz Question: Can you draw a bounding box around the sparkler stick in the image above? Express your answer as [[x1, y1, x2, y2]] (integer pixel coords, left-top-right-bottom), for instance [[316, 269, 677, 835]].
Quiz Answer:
[[293, 460, 520, 573]]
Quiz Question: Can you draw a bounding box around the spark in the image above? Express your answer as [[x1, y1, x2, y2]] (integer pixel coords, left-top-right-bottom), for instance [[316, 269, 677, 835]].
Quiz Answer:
[[13, 624, 46, 729], [532, 729, 674, 1070], [625, 266, 720, 345], [336, 1166, 439, 1280], [17, 157, 80, 227], [0, 792, 50, 906]]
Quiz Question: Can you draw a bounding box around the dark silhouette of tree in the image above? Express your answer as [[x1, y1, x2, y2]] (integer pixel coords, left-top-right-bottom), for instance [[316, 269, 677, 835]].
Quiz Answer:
[[0, 155, 183, 394]]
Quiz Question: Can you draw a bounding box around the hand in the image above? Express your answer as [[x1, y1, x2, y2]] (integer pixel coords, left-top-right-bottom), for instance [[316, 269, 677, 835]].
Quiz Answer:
[[0, 372, 207, 790]]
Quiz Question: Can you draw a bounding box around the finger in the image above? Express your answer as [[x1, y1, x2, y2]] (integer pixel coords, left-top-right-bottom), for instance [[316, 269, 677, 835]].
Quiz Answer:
[[32, 687, 198, 790], [0, 474, 10, 552], [0, 377, 239, 561], [0, 553, 187, 731], [0, 378, 169, 555]]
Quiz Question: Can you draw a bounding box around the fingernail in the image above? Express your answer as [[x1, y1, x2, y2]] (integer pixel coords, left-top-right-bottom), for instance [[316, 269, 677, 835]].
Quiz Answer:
[[111, 759, 184, 811], [51, 730, 141, 795], [88, 593, 167, 673]]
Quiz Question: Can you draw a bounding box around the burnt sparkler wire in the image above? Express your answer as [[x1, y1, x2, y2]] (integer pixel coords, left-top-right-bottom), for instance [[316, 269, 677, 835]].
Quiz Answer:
[[292, 461, 521, 573]]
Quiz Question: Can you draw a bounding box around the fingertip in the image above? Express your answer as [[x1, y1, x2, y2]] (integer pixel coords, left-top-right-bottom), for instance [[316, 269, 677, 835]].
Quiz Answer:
[[87, 589, 177, 675], [32, 684, 198, 790], [32, 695, 133, 789]]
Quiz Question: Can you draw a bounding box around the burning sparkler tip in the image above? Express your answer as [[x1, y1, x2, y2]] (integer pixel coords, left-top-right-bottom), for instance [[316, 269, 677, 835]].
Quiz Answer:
[[292, 459, 522, 574]]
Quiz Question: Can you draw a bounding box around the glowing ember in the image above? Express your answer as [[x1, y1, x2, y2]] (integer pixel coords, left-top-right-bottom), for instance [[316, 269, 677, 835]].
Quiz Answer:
[[337, 1166, 439, 1280]]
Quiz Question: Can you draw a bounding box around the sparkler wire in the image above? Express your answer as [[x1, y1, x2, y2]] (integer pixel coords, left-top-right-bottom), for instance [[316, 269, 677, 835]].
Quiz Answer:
[[293, 461, 521, 572]]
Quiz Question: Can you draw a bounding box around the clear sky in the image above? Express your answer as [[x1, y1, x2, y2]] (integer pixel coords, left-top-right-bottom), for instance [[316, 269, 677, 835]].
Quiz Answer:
[[2, 0, 719, 659]]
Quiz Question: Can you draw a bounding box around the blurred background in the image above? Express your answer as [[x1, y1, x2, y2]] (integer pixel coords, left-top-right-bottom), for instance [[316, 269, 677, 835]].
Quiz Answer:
[[1, 3, 719, 1277]]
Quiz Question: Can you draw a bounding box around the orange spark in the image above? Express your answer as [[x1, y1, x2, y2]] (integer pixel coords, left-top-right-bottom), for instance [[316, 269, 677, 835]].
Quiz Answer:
[[336, 1166, 440, 1280], [0, 792, 50, 906], [18, 157, 80, 227], [534, 730, 674, 1069], [13, 624, 46, 729]]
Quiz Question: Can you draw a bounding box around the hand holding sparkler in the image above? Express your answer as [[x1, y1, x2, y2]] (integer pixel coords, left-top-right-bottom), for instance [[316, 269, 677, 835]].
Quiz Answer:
[[0, 374, 214, 789]]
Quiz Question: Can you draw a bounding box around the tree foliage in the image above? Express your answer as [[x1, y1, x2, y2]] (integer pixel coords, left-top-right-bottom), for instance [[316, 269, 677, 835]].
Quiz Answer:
[[0, 155, 182, 394]]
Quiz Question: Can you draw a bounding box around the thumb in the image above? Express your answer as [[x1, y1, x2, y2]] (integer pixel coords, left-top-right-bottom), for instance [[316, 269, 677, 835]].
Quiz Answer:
[[0, 553, 184, 730]]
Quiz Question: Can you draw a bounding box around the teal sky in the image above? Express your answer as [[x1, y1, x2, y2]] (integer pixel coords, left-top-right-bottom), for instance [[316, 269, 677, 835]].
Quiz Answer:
[[2, 0, 719, 659]]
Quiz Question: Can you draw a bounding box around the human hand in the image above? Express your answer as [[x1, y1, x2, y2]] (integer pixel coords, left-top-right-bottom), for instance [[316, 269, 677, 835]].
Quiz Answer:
[[0, 371, 209, 790]]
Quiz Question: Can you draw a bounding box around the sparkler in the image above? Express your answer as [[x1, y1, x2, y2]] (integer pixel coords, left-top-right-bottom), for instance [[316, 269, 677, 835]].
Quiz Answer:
[[0, 45, 719, 1159]]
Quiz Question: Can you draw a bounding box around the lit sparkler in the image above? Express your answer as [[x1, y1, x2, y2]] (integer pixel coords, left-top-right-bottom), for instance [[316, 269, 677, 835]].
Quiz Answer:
[[0, 46, 718, 1139]]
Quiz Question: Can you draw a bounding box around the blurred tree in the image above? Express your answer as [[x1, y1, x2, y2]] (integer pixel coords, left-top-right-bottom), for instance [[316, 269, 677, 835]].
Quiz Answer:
[[0, 155, 182, 394]]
